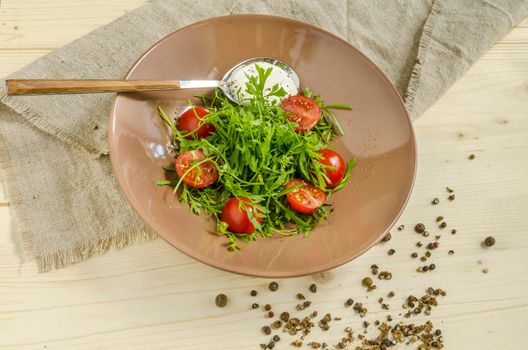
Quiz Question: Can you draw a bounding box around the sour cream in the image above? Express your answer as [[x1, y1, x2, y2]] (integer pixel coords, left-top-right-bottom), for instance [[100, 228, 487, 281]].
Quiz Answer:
[[225, 60, 298, 106]]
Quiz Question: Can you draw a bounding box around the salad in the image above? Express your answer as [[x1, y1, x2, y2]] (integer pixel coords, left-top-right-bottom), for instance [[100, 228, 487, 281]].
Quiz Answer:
[[156, 64, 354, 250]]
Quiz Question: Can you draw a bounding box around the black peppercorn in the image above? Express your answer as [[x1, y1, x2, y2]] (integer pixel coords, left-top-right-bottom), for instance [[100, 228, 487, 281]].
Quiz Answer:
[[280, 312, 290, 322], [250, 289, 257, 296], [252, 303, 259, 309], [262, 326, 271, 335], [269, 281, 279, 292], [309, 283, 317, 293], [484, 236, 495, 247], [414, 223, 425, 233], [345, 298, 354, 306]]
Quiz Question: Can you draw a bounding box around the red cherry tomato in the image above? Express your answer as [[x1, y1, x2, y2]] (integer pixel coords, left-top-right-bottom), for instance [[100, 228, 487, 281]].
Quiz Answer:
[[177, 106, 215, 139], [221, 197, 262, 234], [281, 95, 322, 132], [175, 149, 218, 188], [285, 179, 326, 214], [316, 149, 346, 189]]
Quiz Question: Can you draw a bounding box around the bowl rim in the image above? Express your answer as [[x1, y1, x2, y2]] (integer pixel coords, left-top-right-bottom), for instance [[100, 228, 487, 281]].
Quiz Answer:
[[108, 14, 417, 278]]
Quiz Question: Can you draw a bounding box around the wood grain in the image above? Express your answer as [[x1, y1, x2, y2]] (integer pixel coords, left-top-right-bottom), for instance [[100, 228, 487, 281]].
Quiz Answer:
[[0, 2, 527, 349], [6, 79, 182, 94]]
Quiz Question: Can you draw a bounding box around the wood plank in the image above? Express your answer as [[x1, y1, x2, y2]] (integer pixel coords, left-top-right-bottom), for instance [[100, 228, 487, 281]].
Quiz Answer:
[[0, 0, 147, 49]]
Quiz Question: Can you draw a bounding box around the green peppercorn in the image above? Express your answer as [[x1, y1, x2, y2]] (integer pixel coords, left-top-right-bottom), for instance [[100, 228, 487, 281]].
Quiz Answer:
[[215, 293, 227, 307], [362, 277, 373, 287]]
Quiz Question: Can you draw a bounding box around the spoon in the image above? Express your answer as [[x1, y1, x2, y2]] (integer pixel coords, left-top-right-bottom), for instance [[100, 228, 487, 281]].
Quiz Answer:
[[5, 57, 300, 104]]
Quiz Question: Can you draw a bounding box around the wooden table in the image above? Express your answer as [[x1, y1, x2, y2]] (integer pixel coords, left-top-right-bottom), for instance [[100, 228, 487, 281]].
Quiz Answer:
[[1, 2, 527, 349]]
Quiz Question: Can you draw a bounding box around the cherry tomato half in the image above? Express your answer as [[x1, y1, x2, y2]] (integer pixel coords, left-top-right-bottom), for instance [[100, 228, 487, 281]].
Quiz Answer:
[[285, 179, 326, 214], [175, 149, 219, 188], [177, 106, 215, 139], [316, 149, 346, 189], [221, 197, 262, 234], [281, 95, 322, 132]]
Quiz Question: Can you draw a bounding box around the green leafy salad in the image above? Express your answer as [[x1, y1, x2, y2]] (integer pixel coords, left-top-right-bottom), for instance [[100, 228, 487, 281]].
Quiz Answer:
[[156, 65, 354, 250]]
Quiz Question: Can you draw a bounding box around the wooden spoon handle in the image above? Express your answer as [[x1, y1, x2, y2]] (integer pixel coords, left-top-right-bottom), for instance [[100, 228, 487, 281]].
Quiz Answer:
[[5, 79, 183, 95]]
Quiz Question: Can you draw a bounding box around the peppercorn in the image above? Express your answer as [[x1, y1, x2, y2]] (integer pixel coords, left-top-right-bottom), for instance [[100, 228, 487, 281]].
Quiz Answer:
[[411, 252, 418, 258], [388, 291, 395, 298], [268, 311, 274, 318], [215, 293, 227, 307], [272, 320, 282, 329], [267, 341, 275, 349], [381, 232, 392, 242], [273, 335, 280, 342], [262, 326, 271, 335], [439, 222, 447, 228], [432, 198, 439, 205], [264, 304, 272, 311], [425, 251, 432, 257], [269, 281, 279, 292], [429, 263, 436, 270], [296, 293, 305, 300], [423, 265, 429, 272], [446, 187, 454, 193], [469, 154, 475, 160], [451, 229, 457, 234], [252, 303, 259, 309], [484, 236, 495, 247], [345, 298, 354, 306], [280, 312, 290, 322], [362, 277, 373, 287], [398, 224, 405, 231], [435, 330, 442, 336], [414, 223, 425, 233], [436, 216, 444, 222], [309, 283, 317, 293], [250, 290, 257, 296], [448, 250, 454, 255], [448, 194, 455, 201], [388, 249, 396, 256]]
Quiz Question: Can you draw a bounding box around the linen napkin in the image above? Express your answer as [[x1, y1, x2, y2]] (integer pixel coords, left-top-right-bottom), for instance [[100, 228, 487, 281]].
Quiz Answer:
[[1, 0, 526, 271]]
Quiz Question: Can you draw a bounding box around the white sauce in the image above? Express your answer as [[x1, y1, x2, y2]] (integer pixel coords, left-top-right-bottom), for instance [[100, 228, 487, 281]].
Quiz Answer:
[[227, 61, 298, 106]]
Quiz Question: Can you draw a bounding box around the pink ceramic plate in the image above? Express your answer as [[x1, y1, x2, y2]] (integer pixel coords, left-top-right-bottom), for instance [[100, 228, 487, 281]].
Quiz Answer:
[[109, 15, 416, 277]]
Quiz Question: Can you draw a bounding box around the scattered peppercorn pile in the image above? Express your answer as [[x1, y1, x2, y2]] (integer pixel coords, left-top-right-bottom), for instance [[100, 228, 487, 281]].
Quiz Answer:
[[213, 185, 496, 349]]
